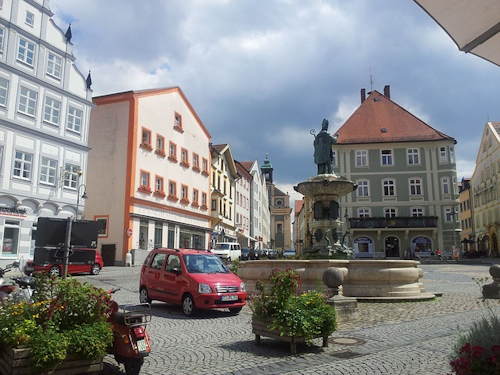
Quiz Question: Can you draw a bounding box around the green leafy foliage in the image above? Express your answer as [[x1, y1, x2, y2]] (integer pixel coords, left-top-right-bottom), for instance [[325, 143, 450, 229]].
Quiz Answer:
[[249, 268, 337, 345]]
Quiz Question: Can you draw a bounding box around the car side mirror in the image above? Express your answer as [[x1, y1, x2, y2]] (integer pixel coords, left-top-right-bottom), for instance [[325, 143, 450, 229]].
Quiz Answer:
[[171, 267, 181, 275]]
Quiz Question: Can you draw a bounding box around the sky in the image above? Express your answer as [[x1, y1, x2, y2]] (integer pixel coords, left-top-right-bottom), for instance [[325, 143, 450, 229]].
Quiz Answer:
[[50, 0, 500, 205]]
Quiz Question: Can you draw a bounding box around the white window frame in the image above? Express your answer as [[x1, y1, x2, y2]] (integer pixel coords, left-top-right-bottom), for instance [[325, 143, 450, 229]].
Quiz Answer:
[[46, 52, 62, 79], [0, 77, 8, 107], [67, 106, 83, 133], [409, 178, 422, 196], [444, 207, 454, 222], [358, 208, 370, 218], [407, 148, 420, 165], [357, 180, 370, 197], [18, 86, 37, 116], [63, 164, 79, 189], [17, 37, 35, 66], [411, 207, 424, 217], [25, 11, 34, 26], [450, 146, 455, 163], [43, 97, 61, 125], [355, 150, 368, 167], [39, 157, 57, 185], [439, 146, 448, 163], [0, 27, 5, 53], [155, 176, 163, 192], [382, 179, 396, 196], [140, 171, 149, 188], [442, 177, 450, 195], [332, 150, 337, 167], [384, 208, 397, 218], [13, 150, 33, 180], [381, 149, 393, 166]]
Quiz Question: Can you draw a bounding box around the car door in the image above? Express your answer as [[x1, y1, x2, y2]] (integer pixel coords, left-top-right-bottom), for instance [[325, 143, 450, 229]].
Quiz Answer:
[[146, 252, 167, 300], [160, 254, 183, 304]]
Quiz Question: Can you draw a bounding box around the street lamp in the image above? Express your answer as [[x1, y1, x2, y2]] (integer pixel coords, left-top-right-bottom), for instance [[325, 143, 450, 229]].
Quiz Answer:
[[75, 184, 88, 220]]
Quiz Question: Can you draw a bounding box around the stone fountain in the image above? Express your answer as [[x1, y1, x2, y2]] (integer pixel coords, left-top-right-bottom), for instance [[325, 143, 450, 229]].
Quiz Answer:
[[293, 119, 357, 256]]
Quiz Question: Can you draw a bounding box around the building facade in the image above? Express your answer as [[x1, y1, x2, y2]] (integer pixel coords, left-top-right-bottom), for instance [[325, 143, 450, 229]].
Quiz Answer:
[[234, 160, 252, 247], [470, 122, 500, 257], [0, 0, 93, 268], [86, 87, 212, 265], [335, 86, 460, 258]]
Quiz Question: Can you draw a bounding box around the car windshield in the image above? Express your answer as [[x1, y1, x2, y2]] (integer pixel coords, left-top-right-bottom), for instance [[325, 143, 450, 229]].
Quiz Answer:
[[182, 254, 230, 274]]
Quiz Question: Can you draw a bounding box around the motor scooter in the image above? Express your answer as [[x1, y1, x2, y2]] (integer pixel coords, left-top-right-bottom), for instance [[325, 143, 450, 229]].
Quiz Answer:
[[107, 288, 152, 375], [0, 266, 15, 301]]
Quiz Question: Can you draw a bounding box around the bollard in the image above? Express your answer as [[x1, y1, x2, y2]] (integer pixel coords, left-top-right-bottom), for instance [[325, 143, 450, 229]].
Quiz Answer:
[[125, 252, 132, 267]]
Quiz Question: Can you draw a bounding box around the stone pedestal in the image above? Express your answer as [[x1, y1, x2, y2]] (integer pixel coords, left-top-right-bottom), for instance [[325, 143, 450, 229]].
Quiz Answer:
[[327, 295, 359, 321], [482, 264, 500, 299]]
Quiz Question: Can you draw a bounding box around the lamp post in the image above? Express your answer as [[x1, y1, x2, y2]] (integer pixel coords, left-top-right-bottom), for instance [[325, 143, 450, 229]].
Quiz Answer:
[[75, 170, 88, 220]]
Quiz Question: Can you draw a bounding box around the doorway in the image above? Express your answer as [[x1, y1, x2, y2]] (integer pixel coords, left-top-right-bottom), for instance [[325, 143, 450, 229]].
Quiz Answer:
[[385, 236, 400, 258]]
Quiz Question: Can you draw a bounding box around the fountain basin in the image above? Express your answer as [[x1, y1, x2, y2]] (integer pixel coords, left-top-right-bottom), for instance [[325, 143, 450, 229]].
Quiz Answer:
[[238, 259, 434, 301]]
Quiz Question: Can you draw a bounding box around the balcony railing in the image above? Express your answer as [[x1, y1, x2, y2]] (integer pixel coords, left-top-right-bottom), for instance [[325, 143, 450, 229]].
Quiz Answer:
[[349, 216, 438, 229]]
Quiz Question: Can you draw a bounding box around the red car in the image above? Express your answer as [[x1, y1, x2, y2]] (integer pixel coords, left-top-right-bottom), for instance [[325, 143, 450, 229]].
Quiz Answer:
[[139, 248, 247, 316], [24, 248, 103, 276]]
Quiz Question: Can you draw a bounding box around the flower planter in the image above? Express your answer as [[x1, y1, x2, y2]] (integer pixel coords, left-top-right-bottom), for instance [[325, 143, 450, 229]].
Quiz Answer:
[[0, 346, 103, 375], [252, 317, 329, 354]]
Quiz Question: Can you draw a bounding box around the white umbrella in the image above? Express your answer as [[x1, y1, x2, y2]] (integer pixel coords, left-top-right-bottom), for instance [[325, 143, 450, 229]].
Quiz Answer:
[[414, 0, 500, 67]]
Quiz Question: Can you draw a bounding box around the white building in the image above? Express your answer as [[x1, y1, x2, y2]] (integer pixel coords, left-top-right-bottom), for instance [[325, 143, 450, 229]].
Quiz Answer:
[[234, 160, 252, 248], [86, 87, 212, 265], [0, 0, 93, 268]]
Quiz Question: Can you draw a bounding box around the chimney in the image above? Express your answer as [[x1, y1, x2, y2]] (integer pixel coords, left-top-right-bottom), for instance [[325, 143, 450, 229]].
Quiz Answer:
[[361, 88, 366, 103], [384, 85, 390, 99]]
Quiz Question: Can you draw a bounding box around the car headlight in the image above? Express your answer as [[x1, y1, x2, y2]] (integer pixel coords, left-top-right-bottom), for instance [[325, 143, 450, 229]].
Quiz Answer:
[[240, 282, 246, 292], [198, 283, 212, 294]]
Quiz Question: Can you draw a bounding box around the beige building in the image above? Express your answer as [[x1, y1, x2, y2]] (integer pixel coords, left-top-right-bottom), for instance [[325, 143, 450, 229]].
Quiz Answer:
[[470, 122, 500, 257], [86, 87, 212, 265]]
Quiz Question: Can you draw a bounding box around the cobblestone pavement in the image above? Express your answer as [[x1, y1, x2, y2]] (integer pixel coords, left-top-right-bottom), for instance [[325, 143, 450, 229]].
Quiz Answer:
[[73, 262, 499, 375]]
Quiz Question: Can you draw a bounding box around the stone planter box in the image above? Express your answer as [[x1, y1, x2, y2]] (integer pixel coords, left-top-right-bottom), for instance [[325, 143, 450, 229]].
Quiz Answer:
[[252, 317, 329, 354], [0, 346, 103, 375]]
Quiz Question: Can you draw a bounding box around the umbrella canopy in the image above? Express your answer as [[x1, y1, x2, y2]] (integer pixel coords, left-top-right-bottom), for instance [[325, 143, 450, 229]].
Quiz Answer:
[[414, 0, 500, 67]]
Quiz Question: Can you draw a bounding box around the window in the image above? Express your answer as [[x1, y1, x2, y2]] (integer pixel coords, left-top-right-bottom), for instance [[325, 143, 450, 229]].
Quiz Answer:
[[411, 208, 424, 217], [450, 147, 455, 163], [18, 86, 37, 116], [17, 38, 35, 66], [168, 181, 176, 197], [445, 207, 454, 222], [155, 176, 164, 193], [358, 208, 370, 218], [13, 151, 33, 180], [96, 217, 108, 237], [141, 129, 151, 146], [67, 106, 83, 133], [357, 180, 369, 197], [181, 185, 188, 201], [355, 150, 368, 166], [46, 52, 62, 79], [0, 27, 5, 53], [201, 192, 207, 207], [332, 150, 337, 167], [382, 179, 395, 196], [202, 158, 208, 173], [442, 177, 450, 195], [0, 77, 9, 107], [384, 208, 396, 218], [181, 148, 189, 165], [407, 148, 419, 165], [409, 178, 422, 196], [174, 112, 182, 129], [193, 153, 199, 170], [381, 149, 393, 166], [169, 142, 177, 160], [25, 11, 34, 26], [39, 157, 57, 185], [2, 220, 20, 257], [63, 164, 79, 189], [140, 171, 150, 189], [156, 135, 165, 152], [193, 189, 199, 204], [439, 146, 448, 163], [154, 222, 163, 248], [43, 97, 61, 125]]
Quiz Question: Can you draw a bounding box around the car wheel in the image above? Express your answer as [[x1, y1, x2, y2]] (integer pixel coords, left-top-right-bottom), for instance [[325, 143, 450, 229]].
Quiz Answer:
[[139, 287, 152, 304], [49, 265, 61, 276], [90, 264, 101, 275], [182, 294, 197, 316], [229, 307, 242, 314]]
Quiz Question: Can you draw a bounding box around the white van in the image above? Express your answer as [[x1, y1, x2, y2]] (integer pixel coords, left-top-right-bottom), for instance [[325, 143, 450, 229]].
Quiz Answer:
[[211, 242, 242, 261]]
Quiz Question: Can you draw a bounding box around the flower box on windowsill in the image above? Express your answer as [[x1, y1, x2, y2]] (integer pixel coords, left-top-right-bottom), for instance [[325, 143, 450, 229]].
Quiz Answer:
[[167, 195, 178, 202], [140, 143, 153, 151], [154, 191, 166, 198], [168, 156, 178, 163], [155, 149, 166, 157], [200, 204, 208, 211], [191, 202, 199, 208], [192, 166, 201, 172], [138, 186, 152, 194], [173, 125, 184, 133], [180, 198, 190, 205], [201, 170, 209, 176], [180, 161, 190, 168]]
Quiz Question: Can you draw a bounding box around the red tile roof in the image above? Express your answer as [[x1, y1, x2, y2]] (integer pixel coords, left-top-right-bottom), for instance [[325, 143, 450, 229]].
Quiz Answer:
[[335, 90, 455, 145]]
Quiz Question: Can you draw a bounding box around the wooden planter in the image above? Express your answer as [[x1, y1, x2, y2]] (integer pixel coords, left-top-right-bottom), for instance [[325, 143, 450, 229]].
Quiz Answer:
[[252, 317, 329, 354], [0, 346, 103, 375]]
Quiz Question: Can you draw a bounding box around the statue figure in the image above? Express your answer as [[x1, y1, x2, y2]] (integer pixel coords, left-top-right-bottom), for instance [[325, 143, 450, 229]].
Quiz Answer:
[[312, 119, 338, 175]]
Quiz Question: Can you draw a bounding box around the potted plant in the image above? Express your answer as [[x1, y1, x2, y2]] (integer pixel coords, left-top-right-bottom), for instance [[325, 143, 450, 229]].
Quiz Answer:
[[0, 273, 113, 374], [249, 268, 337, 354]]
